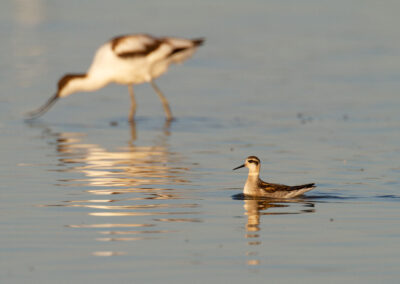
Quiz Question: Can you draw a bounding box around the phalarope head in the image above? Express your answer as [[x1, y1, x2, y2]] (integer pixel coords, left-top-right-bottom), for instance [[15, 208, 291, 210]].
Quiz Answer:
[[233, 156, 261, 175]]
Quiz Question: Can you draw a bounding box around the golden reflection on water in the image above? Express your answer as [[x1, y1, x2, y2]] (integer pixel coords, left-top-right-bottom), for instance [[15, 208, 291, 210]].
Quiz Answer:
[[34, 121, 201, 255], [92, 251, 126, 257], [66, 224, 155, 228], [55, 122, 188, 188], [243, 198, 315, 267]]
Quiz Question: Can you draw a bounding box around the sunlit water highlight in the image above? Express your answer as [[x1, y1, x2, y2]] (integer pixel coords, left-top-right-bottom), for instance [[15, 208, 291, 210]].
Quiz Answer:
[[2, 0, 400, 283]]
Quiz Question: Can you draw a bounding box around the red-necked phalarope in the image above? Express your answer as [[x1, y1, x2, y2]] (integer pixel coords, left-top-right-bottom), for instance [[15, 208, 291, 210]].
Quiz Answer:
[[27, 34, 204, 121], [233, 156, 315, 198]]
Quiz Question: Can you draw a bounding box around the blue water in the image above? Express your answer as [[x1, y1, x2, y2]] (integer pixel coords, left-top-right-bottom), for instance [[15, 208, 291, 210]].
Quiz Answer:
[[1, 0, 400, 283]]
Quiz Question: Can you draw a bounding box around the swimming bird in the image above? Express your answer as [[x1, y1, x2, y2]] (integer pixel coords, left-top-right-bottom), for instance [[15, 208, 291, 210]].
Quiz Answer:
[[233, 156, 315, 198], [27, 34, 204, 121]]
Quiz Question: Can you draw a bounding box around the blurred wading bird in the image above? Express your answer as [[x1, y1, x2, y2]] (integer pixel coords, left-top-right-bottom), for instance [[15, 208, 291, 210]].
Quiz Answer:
[[233, 156, 316, 198], [27, 34, 204, 121]]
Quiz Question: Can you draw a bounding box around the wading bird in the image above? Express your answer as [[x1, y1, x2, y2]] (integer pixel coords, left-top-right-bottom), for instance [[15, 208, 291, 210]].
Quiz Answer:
[[233, 156, 315, 198], [27, 34, 204, 121]]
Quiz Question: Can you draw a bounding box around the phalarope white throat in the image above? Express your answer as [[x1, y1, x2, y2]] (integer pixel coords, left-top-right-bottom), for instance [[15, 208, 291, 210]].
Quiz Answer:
[[27, 34, 204, 121], [233, 156, 315, 198]]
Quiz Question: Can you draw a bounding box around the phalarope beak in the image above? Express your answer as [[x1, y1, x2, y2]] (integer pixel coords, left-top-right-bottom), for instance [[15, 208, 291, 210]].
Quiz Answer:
[[233, 164, 245, 170]]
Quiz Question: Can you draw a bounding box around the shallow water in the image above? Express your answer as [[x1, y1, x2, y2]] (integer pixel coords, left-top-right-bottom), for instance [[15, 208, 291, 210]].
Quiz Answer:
[[2, 0, 400, 283]]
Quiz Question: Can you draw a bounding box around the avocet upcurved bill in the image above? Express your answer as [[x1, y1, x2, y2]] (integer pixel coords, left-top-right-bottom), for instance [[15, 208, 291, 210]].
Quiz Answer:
[[27, 34, 204, 121]]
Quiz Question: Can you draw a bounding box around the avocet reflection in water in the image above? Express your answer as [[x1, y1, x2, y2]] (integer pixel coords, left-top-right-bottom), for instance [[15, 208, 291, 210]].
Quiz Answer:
[[33, 121, 202, 255]]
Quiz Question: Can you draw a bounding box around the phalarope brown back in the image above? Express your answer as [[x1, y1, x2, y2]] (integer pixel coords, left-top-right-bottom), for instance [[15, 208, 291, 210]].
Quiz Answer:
[[233, 156, 315, 198]]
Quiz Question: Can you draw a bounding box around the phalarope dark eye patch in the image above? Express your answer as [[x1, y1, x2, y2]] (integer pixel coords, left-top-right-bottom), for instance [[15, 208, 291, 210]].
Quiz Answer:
[[248, 160, 259, 165]]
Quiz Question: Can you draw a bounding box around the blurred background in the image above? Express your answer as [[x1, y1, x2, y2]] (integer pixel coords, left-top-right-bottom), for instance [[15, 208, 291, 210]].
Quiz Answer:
[[1, 0, 400, 283]]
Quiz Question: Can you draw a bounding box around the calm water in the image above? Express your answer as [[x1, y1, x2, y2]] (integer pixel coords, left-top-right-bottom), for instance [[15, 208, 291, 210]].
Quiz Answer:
[[2, 0, 400, 283]]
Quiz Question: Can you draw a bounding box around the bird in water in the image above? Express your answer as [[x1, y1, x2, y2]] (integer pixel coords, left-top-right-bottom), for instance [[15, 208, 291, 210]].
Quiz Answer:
[[233, 156, 315, 198], [27, 34, 204, 121]]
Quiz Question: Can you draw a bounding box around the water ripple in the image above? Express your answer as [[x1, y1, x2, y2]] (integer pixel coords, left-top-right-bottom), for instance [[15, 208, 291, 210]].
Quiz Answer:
[[34, 122, 202, 255]]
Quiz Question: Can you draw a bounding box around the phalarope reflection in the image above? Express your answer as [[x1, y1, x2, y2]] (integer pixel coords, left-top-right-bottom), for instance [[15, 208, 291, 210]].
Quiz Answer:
[[27, 34, 204, 121], [233, 156, 315, 198]]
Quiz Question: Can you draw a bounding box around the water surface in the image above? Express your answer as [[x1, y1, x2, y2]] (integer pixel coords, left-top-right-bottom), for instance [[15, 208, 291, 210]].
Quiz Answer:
[[1, 0, 400, 283]]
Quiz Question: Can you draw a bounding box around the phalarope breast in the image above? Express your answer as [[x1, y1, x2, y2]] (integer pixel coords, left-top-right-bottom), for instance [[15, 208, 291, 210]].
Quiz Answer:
[[233, 156, 315, 198], [27, 34, 204, 122]]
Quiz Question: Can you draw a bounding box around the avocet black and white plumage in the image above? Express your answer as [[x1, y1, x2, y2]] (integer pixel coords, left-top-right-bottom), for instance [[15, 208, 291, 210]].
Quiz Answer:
[[27, 34, 204, 121], [233, 156, 316, 198]]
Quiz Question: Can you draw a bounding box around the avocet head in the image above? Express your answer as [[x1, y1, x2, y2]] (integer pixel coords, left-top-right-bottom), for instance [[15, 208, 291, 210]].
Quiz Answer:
[[57, 73, 88, 98], [26, 73, 88, 119], [233, 156, 261, 172]]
